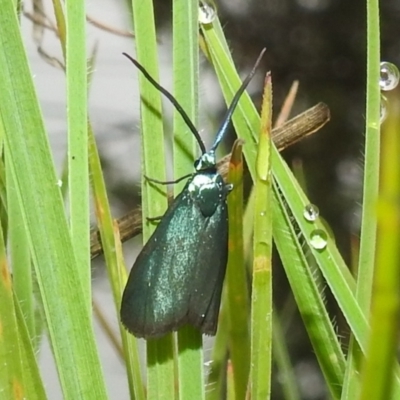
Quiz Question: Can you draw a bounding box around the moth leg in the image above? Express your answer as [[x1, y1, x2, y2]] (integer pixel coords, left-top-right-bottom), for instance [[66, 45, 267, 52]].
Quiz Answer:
[[144, 173, 192, 185]]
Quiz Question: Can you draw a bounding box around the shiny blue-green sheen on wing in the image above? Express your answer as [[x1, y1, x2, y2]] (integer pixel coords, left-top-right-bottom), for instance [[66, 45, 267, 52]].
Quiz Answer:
[[120, 174, 229, 339]]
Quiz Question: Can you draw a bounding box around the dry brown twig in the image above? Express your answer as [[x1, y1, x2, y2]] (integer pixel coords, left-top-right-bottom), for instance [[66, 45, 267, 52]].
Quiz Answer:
[[23, 5, 134, 38]]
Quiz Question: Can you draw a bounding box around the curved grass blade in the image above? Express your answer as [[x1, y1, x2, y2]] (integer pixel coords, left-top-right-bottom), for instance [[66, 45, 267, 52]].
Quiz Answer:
[[201, 21, 370, 358]]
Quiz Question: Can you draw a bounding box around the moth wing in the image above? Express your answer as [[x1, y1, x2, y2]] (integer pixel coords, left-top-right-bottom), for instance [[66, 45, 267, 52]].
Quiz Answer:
[[121, 182, 227, 338], [186, 201, 228, 335]]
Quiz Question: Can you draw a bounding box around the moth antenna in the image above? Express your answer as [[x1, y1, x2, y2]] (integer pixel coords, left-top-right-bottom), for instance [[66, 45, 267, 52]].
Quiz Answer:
[[123, 52, 207, 154], [211, 48, 266, 152]]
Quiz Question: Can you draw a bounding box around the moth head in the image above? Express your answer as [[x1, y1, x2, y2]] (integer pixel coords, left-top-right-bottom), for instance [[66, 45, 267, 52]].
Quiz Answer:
[[194, 151, 216, 171]]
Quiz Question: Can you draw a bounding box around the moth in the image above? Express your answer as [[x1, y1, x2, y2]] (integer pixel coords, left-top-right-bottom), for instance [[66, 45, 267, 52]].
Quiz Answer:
[[120, 51, 264, 339]]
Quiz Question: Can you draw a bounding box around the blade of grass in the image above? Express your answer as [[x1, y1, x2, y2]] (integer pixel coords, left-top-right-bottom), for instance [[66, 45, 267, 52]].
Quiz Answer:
[[226, 140, 250, 399], [173, 0, 199, 176], [250, 72, 273, 400], [173, 1, 204, 398], [201, 23, 258, 160], [130, 0, 175, 398], [273, 185, 345, 399], [205, 304, 229, 400], [0, 256, 46, 400], [272, 313, 301, 400], [0, 2, 107, 398], [89, 126, 145, 400], [14, 294, 47, 400], [0, 226, 27, 399], [114, 220, 146, 400], [66, 0, 90, 300], [227, 361, 235, 399], [342, 0, 381, 397], [52, 0, 67, 57], [2, 108, 35, 346], [2, 147, 45, 400], [357, 0, 381, 312], [6, 154, 36, 342], [359, 93, 400, 400]]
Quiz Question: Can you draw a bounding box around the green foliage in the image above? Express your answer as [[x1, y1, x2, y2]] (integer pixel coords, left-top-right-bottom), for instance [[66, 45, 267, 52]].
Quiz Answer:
[[0, 0, 399, 399]]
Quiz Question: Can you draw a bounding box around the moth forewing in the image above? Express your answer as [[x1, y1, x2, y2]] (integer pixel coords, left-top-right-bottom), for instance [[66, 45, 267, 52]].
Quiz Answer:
[[120, 170, 230, 338]]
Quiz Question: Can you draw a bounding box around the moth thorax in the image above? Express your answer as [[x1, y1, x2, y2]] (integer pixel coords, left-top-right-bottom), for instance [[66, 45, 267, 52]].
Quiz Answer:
[[188, 173, 226, 217], [194, 151, 216, 171]]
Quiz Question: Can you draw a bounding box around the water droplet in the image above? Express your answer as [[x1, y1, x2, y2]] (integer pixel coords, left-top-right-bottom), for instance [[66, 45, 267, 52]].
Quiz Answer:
[[56, 179, 63, 187], [380, 94, 388, 124], [310, 229, 327, 250], [303, 204, 319, 221], [199, 1, 216, 24], [380, 61, 399, 91]]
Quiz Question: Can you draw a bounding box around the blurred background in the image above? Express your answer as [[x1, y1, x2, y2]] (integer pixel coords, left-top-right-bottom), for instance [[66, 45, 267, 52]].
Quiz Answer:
[[23, 0, 400, 398]]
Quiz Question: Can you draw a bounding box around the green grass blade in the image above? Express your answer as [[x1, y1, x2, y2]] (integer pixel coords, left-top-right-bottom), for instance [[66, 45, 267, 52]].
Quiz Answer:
[[205, 304, 229, 400], [89, 126, 145, 400], [172, 1, 204, 398], [0, 229, 27, 399], [1, 103, 44, 400], [250, 73, 273, 400], [14, 295, 47, 400], [272, 313, 301, 400], [342, 0, 381, 397], [66, 0, 90, 300], [359, 94, 400, 400], [226, 141, 250, 399], [7, 158, 35, 342], [173, 0, 199, 177], [147, 336, 175, 400], [270, 148, 368, 348], [357, 0, 381, 312], [273, 187, 345, 399], [0, 2, 107, 398], [130, 0, 175, 398], [201, 25, 259, 160]]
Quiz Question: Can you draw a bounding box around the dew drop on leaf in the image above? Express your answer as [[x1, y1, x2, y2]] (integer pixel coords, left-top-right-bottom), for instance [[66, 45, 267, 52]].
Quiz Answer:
[[379, 61, 399, 91], [380, 94, 388, 124], [310, 229, 327, 250], [199, 1, 216, 24], [303, 204, 320, 222]]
